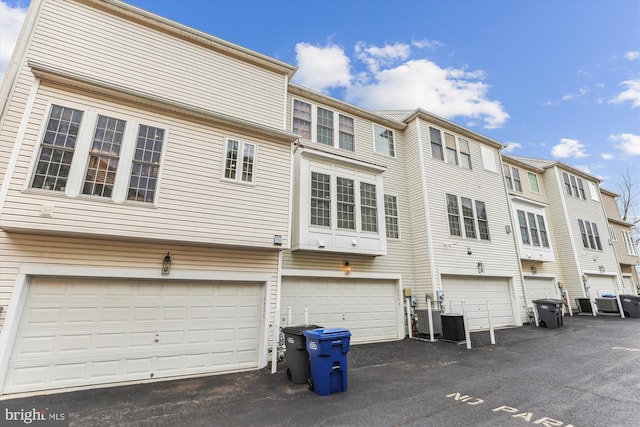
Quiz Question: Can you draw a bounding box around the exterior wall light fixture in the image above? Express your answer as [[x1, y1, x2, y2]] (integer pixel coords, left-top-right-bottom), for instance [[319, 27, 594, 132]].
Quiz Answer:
[[531, 265, 537, 275], [598, 265, 605, 273], [477, 261, 484, 273], [162, 252, 172, 275], [343, 260, 351, 276]]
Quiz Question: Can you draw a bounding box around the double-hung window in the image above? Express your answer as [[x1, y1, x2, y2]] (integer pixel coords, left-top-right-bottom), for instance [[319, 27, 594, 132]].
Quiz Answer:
[[82, 115, 125, 198], [373, 124, 394, 157], [128, 125, 164, 202], [430, 127, 444, 161], [31, 105, 83, 192], [528, 172, 540, 193], [293, 100, 312, 140], [578, 219, 602, 250], [311, 172, 331, 227], [445, 132, 458, 165], [223, 138, 256, 184], [384, 194, 399, 239], [292, 99, 355, 152], [336, 177, 355, 230], [504, 165, 522, 192], [459, 138, 471, 169], [446, 194, 489, 241], [31, 104, 166, 204], [317, 107, 334, 146], [621, 230, 638, 256], [360, 182, 378, 232], [339, 115, 355, 151]]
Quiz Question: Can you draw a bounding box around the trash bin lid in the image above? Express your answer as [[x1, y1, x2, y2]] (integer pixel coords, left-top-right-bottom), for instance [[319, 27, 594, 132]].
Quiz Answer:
[[282, 324, 323, 335], [601, 294, 616, 298], [303, 327, 351, 339], [533, 298, 563, 304]]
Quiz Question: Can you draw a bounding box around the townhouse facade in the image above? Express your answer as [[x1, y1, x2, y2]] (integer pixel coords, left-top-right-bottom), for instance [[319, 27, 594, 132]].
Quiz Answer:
[[600, 188, 640, 293], [0, 0, 636, 396], [506, 157, 627, 304]]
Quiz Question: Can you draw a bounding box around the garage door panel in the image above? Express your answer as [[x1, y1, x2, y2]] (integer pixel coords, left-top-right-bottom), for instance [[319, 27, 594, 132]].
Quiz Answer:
[[282, 278, 401, 344], [5, 278, 264, 394], [442, 276, 516, 331]]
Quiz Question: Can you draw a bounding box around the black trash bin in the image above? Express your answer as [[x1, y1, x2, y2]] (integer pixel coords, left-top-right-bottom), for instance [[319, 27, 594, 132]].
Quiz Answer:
[[533, 299, 564, 328], [619, 294, 640, 318], [282, 324, 322, 384]]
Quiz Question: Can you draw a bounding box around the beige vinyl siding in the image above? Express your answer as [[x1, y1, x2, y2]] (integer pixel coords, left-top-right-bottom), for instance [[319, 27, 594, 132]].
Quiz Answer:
[[418, 119, 526, 318], [0, 233, 280, 330], [541, 167, 583, 300], [282, 94, 416, 290], [28, 0, 287, 129], [0, 83, 291, 248], [502, 158, 547, 204], [402, 120, 433, 302]]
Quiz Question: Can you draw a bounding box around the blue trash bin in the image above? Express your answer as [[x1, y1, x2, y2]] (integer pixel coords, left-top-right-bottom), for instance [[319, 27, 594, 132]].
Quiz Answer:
[[303, 328, 351, 396]]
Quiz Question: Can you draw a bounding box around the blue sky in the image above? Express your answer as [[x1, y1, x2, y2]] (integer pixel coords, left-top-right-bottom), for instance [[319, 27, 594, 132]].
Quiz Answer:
[[1, 0, 638, 194]]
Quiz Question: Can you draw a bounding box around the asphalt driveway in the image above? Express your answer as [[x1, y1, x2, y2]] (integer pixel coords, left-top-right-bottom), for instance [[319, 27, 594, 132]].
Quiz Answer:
[[1, 315, 639, 426]]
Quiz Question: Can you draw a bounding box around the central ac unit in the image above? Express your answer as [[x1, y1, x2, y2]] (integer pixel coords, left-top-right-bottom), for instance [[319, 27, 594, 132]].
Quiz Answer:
[[416, 309, 442, 335]]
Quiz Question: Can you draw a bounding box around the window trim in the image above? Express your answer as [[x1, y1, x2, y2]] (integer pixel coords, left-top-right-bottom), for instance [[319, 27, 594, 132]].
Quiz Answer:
[[578, 219, 603, 251], [291, 98, 356, 152], [621, 229, 638, 256], [221, 137, 257, 185], [384, 194, 400, 239], [430, 126, 472, 169], [373, 123, 395, 157], [562, 171, 587, 200], [527, 172, 540, 193], [29, 103, 167, 205], [445, 193, 490, 241]]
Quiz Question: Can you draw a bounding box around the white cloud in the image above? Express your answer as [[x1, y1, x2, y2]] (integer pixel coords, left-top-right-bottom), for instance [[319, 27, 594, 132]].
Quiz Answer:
[[412, 38, 444, 51], [0, 1, 27, 81], [561, 86, 590, 101], [293, 42, 351, 92], [551, 138, 588, 159], [610, 79, 640, 107], [347, 58, 509, 129], [625, 51, 640, 61], [293, 41, 509, 129], [502, 142, 522, 153], [609, 133, 640, 155], [601, 153, 614, 160]]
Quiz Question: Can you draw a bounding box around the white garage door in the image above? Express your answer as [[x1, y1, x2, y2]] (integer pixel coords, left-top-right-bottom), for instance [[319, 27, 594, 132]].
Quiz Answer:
[[524, 277, 560, 308], [4, 277, 264, 394], [586, 274, 617, 297], [281, 277, 401, 344], [441, 276, 516, 331]]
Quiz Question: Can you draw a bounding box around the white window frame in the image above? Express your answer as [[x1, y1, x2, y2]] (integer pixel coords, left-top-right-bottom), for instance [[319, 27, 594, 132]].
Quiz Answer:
[[445, 193, 490, 241], [291, 98, 355, 152], [29, 103, 166, 205], [562, 171, 587, 200], [578, 219, 603, 251], [384, 194, 400, 239], [373, 124, 395, 157], [621, 230, 638, 256], [504, 165, 522, 192], [608, 225, 617, 242], [429, 126, 472, 169], [527, 172, 540, 193], [222, 138, 257, 185]]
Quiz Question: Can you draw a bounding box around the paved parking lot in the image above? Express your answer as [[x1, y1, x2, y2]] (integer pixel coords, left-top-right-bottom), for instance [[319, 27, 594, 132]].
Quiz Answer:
[[2, 315, 639, 426]]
